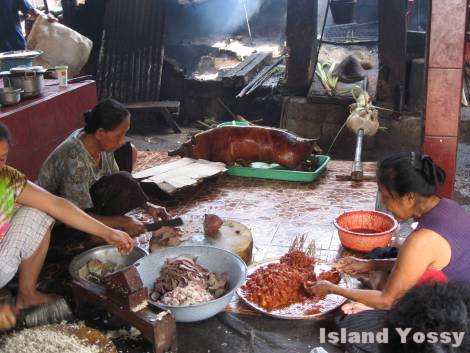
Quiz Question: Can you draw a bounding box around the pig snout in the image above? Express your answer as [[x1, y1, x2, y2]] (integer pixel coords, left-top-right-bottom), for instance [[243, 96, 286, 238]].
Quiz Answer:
[[167, 148, 181, 156]]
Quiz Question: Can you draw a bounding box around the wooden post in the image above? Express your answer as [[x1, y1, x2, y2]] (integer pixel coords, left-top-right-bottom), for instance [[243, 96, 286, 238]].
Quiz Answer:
[[377, 0, 407, 110], [285, 0, 318, 96], [422, 0, 468, 198]]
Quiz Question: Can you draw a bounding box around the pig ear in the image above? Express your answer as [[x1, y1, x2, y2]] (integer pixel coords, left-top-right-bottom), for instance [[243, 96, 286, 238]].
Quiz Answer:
[[191, 134, 197, 144]]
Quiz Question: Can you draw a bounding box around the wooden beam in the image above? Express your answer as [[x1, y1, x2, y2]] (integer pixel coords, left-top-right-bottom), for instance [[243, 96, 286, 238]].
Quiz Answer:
[[285, 0, 318, 95], [220, 52, 272, 87], [377, 0, 407, 110]]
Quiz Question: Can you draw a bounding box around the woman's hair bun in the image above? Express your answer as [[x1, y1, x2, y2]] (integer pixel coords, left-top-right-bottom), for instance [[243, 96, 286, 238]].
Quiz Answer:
[[420, 155, 446, 186], [84, 110, 93, 124]]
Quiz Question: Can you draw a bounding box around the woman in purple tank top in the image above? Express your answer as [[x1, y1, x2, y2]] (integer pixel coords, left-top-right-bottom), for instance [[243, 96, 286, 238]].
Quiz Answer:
[[304, 152, 469, 353], [306, 152, 458, 308]]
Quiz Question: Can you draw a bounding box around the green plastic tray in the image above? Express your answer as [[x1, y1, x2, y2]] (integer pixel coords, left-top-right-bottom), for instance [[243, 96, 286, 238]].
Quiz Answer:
[[227, 155, 330, 182], [217, 121, 250, 127]]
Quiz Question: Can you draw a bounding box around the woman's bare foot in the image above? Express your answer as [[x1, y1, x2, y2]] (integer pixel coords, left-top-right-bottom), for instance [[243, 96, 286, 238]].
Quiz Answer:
[[15, 290, 56, 310]]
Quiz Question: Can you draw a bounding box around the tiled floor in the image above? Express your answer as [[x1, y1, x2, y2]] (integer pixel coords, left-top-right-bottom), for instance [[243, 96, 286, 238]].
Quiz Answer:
[[135, 151, 378, 265], [135, 152, 379, 319]]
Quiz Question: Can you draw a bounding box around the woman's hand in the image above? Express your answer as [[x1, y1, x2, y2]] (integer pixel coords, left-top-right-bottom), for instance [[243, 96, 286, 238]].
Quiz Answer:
[[336, 257, 374, 275], [121, 216, 146, 237], [0, 304, 17, 331], [145, 203, 170, 221], [303, 280, 335, 298], [104, 229, 134, 254]]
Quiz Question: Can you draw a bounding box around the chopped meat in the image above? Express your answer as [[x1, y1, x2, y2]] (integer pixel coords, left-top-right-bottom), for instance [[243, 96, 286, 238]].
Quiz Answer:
[[318, 270, 341, 284], [152, 255, 228, 305], [78, 259, 124, 284], [159, 281, 214, 306], [151, 226, 191, 247]]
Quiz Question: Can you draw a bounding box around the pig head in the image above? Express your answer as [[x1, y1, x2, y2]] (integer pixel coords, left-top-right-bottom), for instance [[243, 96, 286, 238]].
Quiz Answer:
[[168, 133, 210, 159]]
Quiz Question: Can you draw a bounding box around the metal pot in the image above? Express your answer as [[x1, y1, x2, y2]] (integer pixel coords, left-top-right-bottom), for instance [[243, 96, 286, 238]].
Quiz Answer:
[[2, 66, 46, 99], [0, 87, 23, 106]]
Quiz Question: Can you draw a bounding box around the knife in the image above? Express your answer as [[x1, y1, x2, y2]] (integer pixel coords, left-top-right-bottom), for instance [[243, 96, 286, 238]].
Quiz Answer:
[[145, 217, 183, 231]]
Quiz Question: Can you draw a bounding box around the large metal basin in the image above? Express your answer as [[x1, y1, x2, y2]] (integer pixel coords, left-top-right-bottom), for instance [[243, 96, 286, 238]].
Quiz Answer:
[[69, 245, 148, 282], [136, 245, 247, 323]]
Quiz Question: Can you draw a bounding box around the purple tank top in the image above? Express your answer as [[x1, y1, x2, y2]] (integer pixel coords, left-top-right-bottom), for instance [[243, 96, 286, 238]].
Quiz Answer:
[[416, 198, 470, 283]]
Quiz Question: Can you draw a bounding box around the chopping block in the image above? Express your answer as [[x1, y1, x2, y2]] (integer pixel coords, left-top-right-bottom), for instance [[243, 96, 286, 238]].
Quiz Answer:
[[150, 219, 253, 264], [72, 265, 177, 353]]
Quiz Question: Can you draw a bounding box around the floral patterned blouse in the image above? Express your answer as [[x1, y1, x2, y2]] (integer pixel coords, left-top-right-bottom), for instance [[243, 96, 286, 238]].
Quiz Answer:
[[37, 129, 119, 209]]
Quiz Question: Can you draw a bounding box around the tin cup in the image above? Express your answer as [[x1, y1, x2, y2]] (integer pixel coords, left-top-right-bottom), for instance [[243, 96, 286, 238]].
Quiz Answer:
[[55, 65, 68, 87]]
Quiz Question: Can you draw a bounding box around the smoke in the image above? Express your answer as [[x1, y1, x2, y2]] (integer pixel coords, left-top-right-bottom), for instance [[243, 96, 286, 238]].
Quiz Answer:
[[178, 0, 264, 36]]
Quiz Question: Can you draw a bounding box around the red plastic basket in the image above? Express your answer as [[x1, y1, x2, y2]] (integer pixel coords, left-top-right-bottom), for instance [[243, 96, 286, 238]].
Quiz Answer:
[[334, 210, 398, 252]]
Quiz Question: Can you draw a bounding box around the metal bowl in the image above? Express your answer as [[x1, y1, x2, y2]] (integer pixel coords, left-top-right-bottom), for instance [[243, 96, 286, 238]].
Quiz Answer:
[[136, 245, 247, 323], [69, 245, 149, 282], [0, 87, 22, 106]]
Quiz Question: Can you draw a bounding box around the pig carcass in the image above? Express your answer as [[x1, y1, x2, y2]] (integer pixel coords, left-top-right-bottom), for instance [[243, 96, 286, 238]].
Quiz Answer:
[[168, 126, 317, 170]]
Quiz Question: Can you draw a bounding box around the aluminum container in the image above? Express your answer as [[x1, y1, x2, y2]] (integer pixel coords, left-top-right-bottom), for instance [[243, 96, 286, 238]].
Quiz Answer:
[[0, 87, 22, 106], [68, 245, 149, 282]]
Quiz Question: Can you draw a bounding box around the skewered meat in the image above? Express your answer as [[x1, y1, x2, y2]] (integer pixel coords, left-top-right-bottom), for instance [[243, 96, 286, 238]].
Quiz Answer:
[[318, 270, 341, 284], [203, 214, 223, 237], [168, 126, 317, 170], [241, 251, 343, 312], [280, 250, 316, 271], [241, 251, 316, 311]]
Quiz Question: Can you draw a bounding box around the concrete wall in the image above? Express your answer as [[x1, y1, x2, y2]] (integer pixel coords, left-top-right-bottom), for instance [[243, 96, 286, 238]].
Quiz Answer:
[[284, 97, 423, 161]]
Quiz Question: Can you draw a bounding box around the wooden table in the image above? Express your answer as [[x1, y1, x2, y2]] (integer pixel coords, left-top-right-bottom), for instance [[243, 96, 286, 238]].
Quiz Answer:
[[0, 79, 97, 179]]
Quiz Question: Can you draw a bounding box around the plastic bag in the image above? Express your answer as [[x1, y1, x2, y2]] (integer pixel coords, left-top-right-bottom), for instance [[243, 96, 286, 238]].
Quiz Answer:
[[26, 15, 93, 77]]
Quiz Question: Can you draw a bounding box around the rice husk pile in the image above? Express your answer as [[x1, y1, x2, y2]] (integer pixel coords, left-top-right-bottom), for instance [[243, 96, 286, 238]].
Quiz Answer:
[[0, 326, 101, 353]]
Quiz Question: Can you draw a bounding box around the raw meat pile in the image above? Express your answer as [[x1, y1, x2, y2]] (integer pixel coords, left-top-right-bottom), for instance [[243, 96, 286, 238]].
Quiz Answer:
[[151, 226, 190, 247], [151, 255, 228, 306], [241, 250, 341, 311]]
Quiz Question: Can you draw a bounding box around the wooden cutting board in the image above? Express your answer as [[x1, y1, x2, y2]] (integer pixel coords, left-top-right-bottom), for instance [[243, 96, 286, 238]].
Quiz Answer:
[[150, 219, 253, 264]]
